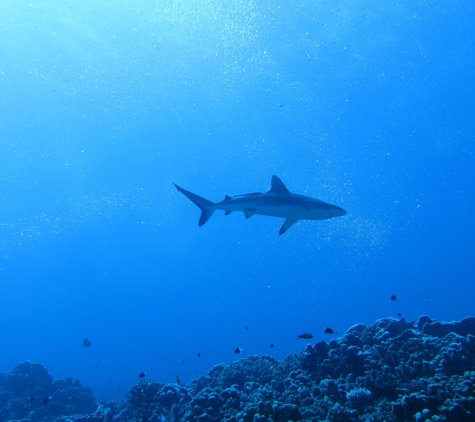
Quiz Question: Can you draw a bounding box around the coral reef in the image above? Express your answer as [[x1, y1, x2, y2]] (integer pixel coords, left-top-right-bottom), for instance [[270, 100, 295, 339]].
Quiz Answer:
[[0, 361, 96, 422], [2, 315, 475, 422]]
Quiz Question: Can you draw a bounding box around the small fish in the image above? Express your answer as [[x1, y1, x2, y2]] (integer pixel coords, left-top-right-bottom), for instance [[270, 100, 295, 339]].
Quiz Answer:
[[95, 364, 98, 368], [182, 360, 184, 365], [118, 387, 120, 391], [138, 372, 146, 378], [81, 338, 91, 348], [234, 347, 243, 354], [197, 352, 201, 358], [42, 397, 50, 405], [175, 373, 181, 385], [297, 333, 313, 340], [150, 367, 153, 370], [397, 312, 402, 318], [270, 343, 275, 348], [426, 295, 431, 301], [245, 326, 248, 331], [391, 295, 397, 301], [324, 327, 334, 335]]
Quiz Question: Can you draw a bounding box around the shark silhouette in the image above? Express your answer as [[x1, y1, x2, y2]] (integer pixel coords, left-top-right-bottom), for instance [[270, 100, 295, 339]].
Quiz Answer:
[[174, 175, 346, 235]]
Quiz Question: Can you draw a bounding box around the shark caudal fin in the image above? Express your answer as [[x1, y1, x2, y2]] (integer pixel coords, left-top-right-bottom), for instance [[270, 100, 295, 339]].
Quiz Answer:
[[173, 184, 215, 226]]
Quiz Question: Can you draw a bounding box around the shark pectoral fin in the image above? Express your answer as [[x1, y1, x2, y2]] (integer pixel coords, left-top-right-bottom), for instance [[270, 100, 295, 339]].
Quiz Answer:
[[224, 211, 233, 216], [243, 208, 257, 219], [279, 218, 299, 236]]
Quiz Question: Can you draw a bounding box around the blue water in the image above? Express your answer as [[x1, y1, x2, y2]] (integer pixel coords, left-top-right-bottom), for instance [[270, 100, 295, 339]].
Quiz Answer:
[[1, 0, 473, 402]]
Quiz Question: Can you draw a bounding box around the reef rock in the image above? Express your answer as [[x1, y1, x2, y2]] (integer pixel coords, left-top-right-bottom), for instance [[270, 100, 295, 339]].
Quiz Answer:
[[0, 361, 97, 422]]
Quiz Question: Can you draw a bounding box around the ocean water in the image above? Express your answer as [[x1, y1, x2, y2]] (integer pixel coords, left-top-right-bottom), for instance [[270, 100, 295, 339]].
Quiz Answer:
[[0, 0, 473, 403]]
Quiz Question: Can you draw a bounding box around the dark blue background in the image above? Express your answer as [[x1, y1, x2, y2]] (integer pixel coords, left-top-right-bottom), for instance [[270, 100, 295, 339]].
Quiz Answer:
[[1, 0, 473, 401]]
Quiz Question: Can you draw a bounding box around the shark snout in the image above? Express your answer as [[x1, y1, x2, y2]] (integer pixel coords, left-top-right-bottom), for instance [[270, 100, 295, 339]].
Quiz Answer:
[[332, 205, 347, 217]]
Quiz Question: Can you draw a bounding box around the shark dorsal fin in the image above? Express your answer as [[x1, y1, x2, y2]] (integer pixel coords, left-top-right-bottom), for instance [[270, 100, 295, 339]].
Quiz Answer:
[[269, 175, 290, 194], [224, 195, 232, 201]]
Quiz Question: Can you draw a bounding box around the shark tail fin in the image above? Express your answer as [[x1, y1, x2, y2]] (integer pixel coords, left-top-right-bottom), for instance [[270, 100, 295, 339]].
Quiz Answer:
[[173, 183, 216, 226]]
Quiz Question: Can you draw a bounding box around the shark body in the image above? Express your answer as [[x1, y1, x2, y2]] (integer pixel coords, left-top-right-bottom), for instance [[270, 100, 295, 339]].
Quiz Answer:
[[173, 175, 346, 235]]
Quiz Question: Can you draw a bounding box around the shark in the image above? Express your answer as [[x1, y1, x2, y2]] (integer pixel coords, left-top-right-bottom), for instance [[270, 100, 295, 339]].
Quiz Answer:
[[173, 175, 347, 235]]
